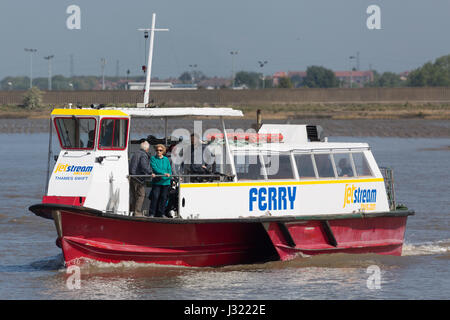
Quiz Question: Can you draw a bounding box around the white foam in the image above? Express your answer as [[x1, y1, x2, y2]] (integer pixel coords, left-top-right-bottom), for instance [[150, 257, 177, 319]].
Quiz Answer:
[[66, 257, 195, 271], [402, 239, 450, 256]]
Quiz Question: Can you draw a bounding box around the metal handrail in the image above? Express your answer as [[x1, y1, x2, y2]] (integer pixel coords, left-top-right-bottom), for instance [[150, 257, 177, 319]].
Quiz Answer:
[[128, 174, 235, 183], [380, 167, 396, 210]]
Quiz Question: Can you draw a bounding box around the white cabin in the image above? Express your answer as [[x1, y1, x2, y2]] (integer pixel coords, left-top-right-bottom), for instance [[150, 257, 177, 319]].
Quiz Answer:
[[45, 107, 391, 219]]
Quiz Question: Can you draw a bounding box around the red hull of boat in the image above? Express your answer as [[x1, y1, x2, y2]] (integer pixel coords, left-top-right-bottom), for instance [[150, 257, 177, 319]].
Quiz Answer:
[[57, 210, 277, 267], [265, 217, 408, 261], [30, 204, 412, 267]]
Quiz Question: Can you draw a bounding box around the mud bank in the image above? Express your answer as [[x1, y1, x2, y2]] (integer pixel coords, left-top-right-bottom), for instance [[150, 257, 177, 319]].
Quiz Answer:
[[0, 117, 449, 138]]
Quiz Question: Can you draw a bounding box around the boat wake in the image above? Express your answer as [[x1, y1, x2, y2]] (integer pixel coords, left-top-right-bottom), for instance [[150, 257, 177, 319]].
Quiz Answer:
[[402, 239, 450, 256]]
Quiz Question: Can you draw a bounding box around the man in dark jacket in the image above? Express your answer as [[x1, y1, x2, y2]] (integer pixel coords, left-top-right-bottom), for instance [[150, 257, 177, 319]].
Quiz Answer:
[[129, 140, 152, 216]]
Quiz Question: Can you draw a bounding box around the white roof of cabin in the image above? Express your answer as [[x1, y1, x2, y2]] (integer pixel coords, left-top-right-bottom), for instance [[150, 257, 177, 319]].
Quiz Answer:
[[112, 107, 244, 117]]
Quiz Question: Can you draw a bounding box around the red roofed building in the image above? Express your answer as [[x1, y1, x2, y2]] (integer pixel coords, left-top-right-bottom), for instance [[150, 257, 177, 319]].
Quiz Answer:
[[272, 71, 287, 86], [334, 71, 374, 87]]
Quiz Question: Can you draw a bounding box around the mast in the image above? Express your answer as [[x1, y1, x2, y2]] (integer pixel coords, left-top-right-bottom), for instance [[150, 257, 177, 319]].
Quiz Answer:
[[138, 13, 169, 106]]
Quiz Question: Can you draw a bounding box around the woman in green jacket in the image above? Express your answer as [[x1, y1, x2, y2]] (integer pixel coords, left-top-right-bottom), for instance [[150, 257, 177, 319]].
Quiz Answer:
[[149, 144, 172, 217]]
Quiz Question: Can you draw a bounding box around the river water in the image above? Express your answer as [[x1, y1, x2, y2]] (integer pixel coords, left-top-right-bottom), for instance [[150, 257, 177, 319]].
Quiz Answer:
[[0, 122, 449, 300]]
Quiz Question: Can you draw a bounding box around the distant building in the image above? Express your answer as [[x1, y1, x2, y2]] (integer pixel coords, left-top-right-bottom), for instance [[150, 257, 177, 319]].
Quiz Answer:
[[399, 71, 410, 81], [198, 77, 231, 89], [334, 71, 374, 87], [272, 72, 287, 86], [273, 70, 374, 88]]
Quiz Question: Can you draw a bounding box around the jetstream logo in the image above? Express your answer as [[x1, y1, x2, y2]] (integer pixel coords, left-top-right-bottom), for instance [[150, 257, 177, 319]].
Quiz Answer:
[[54, 163, 93, 175], [249, 186, 296, 212], [343, 184, 377, 209]]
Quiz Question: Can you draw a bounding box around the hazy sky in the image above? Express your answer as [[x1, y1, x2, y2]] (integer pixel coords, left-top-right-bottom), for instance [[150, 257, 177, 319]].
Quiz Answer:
[[1, 0, 449, 80]]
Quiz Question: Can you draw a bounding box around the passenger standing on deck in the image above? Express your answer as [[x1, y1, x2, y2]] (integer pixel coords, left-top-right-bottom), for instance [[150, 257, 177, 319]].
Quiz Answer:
[[188, 133, 210, 175], [149, 144, 172, 218], [129, 140, 152, 217]]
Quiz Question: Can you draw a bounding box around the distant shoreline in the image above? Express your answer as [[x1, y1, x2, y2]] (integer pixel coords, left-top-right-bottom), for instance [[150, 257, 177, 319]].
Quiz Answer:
[[1, 103, 449, 120]]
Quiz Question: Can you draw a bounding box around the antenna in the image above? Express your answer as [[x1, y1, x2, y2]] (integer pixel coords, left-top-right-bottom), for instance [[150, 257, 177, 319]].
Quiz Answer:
[[138, 13, 169, 106]]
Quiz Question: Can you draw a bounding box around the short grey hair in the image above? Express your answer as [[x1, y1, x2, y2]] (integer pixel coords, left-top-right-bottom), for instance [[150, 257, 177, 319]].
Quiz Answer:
[[140, 140, 150, 151]]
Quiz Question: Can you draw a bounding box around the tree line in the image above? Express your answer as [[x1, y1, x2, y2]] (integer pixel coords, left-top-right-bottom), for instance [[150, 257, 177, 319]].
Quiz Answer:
[[234, 54, 450, 89], [2, 54, 448, 90]]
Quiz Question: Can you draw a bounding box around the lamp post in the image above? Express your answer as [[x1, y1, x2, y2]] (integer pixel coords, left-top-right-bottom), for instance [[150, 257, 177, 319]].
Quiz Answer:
[[230, 51, 238, 88], [44, 55, 54, 91], [349, 55, 356, 88], [126, 69, 130, 90], [189, 64, 197, 84], [100, 58, 106, 90], [24, 48, 37, 88], [258, 60, 268, 89]]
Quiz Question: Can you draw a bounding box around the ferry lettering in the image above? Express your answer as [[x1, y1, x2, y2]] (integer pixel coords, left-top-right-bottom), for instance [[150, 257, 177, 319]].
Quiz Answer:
[[249, 188, 258, 211], [287, 186, 296, 209], [278, 187, 287, 211], [54, 164, 93, 174], [344, 184, 377, 208], [55, 164, 69, 173], [268, 187, 277, 210], [258, 188, 267, 211], [249, 186, 296, 212]]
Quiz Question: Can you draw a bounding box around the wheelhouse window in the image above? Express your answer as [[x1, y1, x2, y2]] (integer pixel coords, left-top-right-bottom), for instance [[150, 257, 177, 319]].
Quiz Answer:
[[352, 152, 373, 177], [294, 154, 316, 179], [263, 153, 294, 180], [234, 153, 265, 180], [314, 153, 336, 178], [334, 153, 355, 177], [99, 118, 129, 150], [54, 117, 96, 150]]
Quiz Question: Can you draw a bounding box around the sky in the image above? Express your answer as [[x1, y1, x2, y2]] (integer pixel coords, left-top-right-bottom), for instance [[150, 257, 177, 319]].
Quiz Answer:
[[0, 0, 449, 80]]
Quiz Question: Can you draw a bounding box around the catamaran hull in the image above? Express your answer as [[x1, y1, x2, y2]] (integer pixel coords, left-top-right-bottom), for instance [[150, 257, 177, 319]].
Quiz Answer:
[[29, 204, 413, 267], [264, 216, 409, 261]]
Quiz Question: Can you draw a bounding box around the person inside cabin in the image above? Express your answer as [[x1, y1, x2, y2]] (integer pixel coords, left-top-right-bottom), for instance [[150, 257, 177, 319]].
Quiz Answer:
[[129, 140, 152, 217], [149, 144, 173, 218], [87, 130, 95, 148], [187, 133, 210, 177], [338, 158, 353, 177]]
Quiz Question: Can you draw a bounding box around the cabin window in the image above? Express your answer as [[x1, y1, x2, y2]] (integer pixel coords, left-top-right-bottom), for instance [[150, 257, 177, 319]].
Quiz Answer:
[[352, 152, 373, 177], [54, 117, 96, 150], [294, 154, 316, 179], [314, 153, 336, 178], [263, 154, 294, 179], [334, 153, 355, 177], [234, 154, 265, 180], [99, 118, 129, 150]]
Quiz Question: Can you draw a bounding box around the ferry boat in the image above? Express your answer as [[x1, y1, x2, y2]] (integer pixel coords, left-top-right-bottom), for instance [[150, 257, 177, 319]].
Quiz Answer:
[[29, 14, 414, 267], [29, 106, 414, 266]]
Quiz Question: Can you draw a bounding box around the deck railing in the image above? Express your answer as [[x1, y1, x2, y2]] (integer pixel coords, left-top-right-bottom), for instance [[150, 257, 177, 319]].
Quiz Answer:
[[380, 167, 396, 210], [128, 173, 234, 183]]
